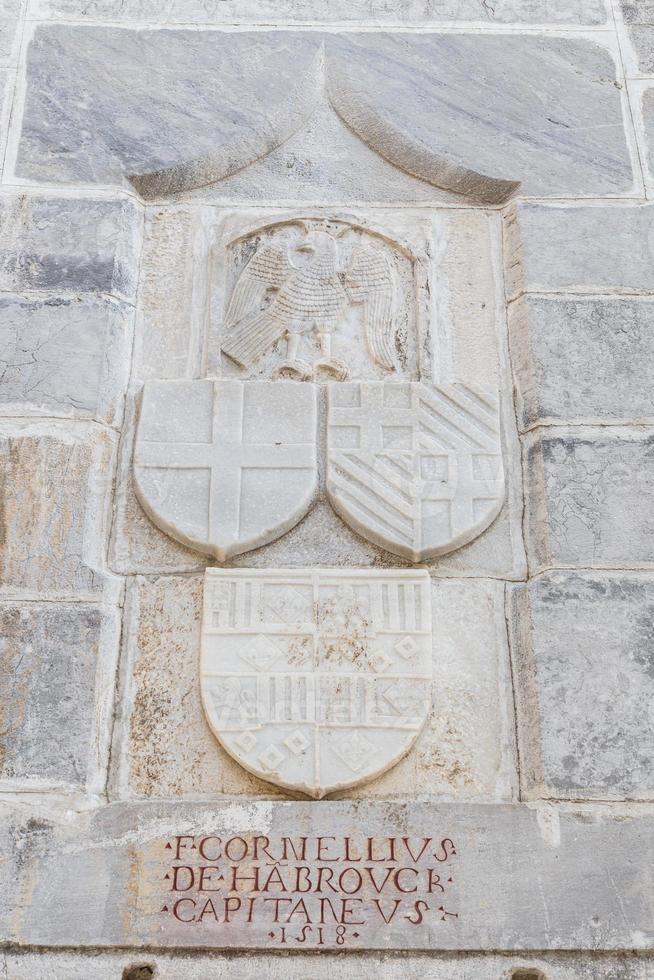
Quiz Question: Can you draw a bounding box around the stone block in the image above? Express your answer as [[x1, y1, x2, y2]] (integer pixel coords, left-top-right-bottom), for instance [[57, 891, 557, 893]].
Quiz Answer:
[[510, 296, 654, 427], [325, 33, 630, 202], [415, 578, 517, 802], [27, 0, 608, 25], [114, 574, 515, 801], [113, 573, 282, 799], [640, 89, 654, 181], [2, 950, 652, 980], [0, 194, 141, 299], [509, 571, 654, 800], [15, 30, 632, 201], [133, 205, 206, 380], [0, 421, 118, 598], [621, 1, 654, 24], [137, 207, 505, 385], [16, 27, 323, 191], [0, 295, 132, 425], [0, 600, 120, 792], [0, 0, 21, 62], [0, 799, 651, 949], [626, 26, 654, 74], [524, 427, 654, 570], [504, 203, 654, 297]]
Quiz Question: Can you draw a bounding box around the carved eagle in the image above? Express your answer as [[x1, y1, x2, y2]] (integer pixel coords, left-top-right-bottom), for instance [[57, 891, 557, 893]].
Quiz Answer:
[[221, 230, 398, 376]]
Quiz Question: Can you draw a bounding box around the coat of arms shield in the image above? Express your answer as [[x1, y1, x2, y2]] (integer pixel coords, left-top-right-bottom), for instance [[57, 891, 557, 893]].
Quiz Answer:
[[327, 381, 505, 561], [200, 568, 432, 798], [134, 379, 318, 560]]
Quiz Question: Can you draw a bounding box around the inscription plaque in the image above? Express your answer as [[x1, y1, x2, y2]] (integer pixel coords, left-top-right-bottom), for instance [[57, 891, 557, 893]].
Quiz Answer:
[[156, 829, 459, 947]]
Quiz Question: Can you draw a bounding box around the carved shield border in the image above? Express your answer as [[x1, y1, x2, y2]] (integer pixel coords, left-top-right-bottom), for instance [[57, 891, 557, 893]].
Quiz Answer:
[[327, 381, 505, 561], [134, 379, 318, 561], [200, 568, 433, 799]]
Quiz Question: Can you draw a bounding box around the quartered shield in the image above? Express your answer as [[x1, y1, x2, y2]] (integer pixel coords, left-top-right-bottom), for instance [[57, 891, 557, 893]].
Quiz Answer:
[[327, 381, 505, 561], [134, 379, 317, 560], [200, 568, 432, 799]]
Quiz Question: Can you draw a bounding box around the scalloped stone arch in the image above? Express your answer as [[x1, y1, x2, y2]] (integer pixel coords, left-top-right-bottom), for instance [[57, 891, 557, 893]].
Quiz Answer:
[[15, 29, 632, 202]]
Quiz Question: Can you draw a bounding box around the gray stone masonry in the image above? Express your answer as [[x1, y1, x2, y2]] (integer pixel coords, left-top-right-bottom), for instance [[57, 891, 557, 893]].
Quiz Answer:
[[524, 428, 654, 570], [0, 600, 120, 792], [15, 29, 633, 200], [0, 800, 651, 950], [0, 195, 141, 300], [0, 0, 653, 974], [29, 0, 610, 25], [0, 295, 133, 425], [509, 571, 654, 801], [510, 296, 654, 428]]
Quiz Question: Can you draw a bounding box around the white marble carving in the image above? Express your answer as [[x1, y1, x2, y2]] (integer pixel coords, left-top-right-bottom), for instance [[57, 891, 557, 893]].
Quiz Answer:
[[327, 382, 505, 561], [201, 568, 432, 798], [134, 380, 317, 560], [219, 218, 410, 382]]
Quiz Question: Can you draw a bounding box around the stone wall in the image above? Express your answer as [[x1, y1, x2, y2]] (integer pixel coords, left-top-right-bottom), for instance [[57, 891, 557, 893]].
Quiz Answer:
[[0, 0, 652, 977]]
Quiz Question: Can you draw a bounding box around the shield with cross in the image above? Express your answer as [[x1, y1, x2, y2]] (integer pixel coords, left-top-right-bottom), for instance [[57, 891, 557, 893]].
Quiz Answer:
[[327, 381, 505, 562], [134, 379, 317, 560]]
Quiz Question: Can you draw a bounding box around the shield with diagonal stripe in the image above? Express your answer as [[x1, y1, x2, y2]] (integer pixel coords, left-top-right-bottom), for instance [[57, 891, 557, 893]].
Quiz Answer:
[[134, 379, 317, 560], [327, 381, 505, 561]]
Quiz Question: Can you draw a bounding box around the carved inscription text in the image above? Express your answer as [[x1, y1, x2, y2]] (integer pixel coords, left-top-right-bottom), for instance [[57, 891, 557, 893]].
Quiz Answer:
[[157, 832, 459, 947]]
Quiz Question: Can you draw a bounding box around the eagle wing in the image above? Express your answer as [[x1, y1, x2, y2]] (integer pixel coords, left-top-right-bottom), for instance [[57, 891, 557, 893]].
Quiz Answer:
[[343, 245, 397, 371], [221, 244, 292, 368]]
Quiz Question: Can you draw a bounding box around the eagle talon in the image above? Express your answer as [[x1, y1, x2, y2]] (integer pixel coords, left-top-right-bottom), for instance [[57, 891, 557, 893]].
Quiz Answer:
[[313, 358, 348, 382], [272, 359, 313, 382]]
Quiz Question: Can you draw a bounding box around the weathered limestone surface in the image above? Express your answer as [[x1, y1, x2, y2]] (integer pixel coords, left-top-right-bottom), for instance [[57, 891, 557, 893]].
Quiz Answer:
[[14, 30, 632, 199], [134, 205, 205, 381], [323, 33, 630, 202], [0, 800, 651, 950], [188, 104, 468, 206], [114, 452, 524, 580], [0, 195, 141, 299], [326, 383, 505, 562], [114, 575, 516, 801], [510, 572, 654, 801], [504, 203, 654, 297], [201, 569, 434, 799], [2, 950, 651, 980], [0, 422, 118, 598], [27, 0, 609, 25], [0, 295, 132, 425], [134, 380, 318, 561], [118, 205, 526, 580], [524, 428, 654, 570], [0, 0, 20, 61], [0, 0, 652, 967], [626, 27, 654, 74], [621, 1, 654, 24], [0, 601, 120, 792], [640, 90, 654, 180], [510, 296, 654, 428], [16, 28, 324, 189], [113, 573, 279, 799]]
